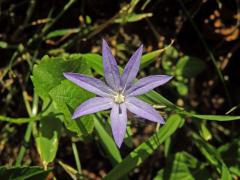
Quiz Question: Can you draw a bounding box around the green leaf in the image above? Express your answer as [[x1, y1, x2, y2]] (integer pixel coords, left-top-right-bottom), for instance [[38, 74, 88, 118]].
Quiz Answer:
[[141, 42, 175, 69], [0, 166, 51, 180], [49, 80, 95, 135], [45, 28, 79, 39], [175, 82, 188, 96], [229, 167, 240, 177], [218, 139, 240, 177], [161, 46, 179, 71], [164, 137, 171, 158], [82, 53, 103, 76], [192, 133, 221, 167], [0, 41, 8, 49], [199, 122, 212, 141], [115, 13, 152, 23], [221, 165, 232, 180], [162, 46, 179, 60], [35, 115, 62, 167], [32, 55, 90, 99], [176, 56, 206, 78], [32, 54, 94, 135], [192, 133, 232, 178], [140, 50, 163, 69], [86, 15, 92, 24], [104, 114, 183, 180], [154, 152, 210, 180], [58, 160, 80, 180], [178, 111, 240, 121]]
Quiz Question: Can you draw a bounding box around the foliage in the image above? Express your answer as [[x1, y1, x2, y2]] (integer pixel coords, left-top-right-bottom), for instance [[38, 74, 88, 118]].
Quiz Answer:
[[0, 0, 239, 179]]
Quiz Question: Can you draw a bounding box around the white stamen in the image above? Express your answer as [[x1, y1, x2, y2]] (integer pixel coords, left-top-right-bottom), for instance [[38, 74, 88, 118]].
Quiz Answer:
[[114, 93, 125, 104]]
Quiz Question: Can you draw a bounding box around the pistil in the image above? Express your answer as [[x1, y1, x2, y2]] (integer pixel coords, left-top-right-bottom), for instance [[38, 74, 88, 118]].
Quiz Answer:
[[114, 93, 125, 104]]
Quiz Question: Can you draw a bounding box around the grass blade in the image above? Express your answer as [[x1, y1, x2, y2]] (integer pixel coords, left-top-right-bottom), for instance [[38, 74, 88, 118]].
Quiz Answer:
[[104, 114, 183, 179]]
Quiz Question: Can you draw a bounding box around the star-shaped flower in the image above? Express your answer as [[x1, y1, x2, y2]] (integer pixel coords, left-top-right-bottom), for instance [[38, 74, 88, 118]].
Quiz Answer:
[[64, 39, 172, 147]]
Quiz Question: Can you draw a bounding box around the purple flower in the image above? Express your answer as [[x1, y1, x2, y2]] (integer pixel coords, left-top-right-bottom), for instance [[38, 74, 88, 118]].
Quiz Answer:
[[64, 39, 172, 147]]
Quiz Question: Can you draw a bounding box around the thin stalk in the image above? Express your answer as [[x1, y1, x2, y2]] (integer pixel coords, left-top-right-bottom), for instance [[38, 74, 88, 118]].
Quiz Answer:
[[177, 0, 232, 107], [0, 115, 39, 124], [15, 94, 39, 166], [22, 91, 32, 115], [41, 0, 77, 35], [31, 94, 39, 137], [226, 103, 240, 114], [1, 0, 76, 81], [72, 142, 83, 179], [13, 0, 36, 37], [145, 18, 161, 42], [15, 122, 33, 166], [61, 12, 119, 49], [0, 51, 18, 81], [24, 0, 36, 24], [61, 2, 133, 49]]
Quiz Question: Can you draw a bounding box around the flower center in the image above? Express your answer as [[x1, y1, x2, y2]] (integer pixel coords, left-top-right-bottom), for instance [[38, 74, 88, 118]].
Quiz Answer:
[[114, 93, 125, 104]]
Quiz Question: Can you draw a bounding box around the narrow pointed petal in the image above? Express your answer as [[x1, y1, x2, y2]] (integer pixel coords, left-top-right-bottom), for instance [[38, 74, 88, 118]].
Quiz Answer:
[[126, 97, 164, 124], [102, 39, 120, 90], [72, 97, 113, 119], [120, 45, 143, 88], [110, 103, 127, 148], [64, 73, 114, 97], [126, 75, 173, 96]]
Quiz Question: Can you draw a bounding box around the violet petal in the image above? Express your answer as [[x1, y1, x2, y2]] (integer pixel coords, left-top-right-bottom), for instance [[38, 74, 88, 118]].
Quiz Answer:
[[72, 97, 113, 119], [120, 45, 143, 89], [64, 73, 114, 97], [126, 75, 173, 96], [110, 103, 127, 148], [102, 39, 120, 90], [126, 97, 165, 124]]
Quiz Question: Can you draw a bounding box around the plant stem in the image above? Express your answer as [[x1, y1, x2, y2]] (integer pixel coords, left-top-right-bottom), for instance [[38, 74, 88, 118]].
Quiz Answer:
[[41, 0, 77, 35], [72, 142, 83, 179], [15, 94, 39, 166], [15, 122, 33, 166], [0, 115, 39, 124], [13, 0, 36, 38], [1, 0, 77, 82]]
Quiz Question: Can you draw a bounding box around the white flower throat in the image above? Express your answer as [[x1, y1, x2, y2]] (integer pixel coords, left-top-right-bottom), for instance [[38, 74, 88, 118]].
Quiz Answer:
[[114, 92, 125, 104]]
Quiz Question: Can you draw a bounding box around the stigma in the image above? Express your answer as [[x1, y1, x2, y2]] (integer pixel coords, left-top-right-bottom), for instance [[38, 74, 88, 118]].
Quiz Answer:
[[114, 93, 125, 104]]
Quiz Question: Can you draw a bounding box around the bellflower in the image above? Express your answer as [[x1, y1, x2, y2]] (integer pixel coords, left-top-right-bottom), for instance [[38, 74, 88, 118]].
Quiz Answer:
[[64, 39, 172, 147]]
